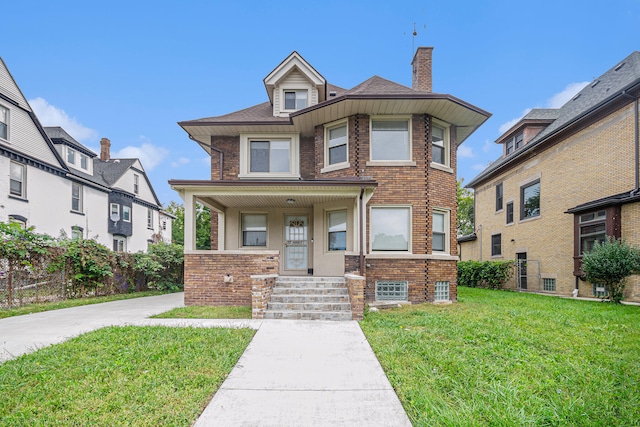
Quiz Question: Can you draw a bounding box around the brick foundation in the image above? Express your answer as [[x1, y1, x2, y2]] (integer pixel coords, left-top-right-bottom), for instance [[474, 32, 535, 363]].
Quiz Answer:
[[345, 274, 365, 320]]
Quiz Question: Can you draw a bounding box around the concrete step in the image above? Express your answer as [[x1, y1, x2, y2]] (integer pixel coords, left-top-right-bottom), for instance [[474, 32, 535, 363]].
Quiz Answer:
[[276, 276, 345, 282], [270, 294, 350, 303], [271, 287, 348, 295], [263, 310, 353, 321], [267, 302, 352, 311], [274, 281, 346, 289]]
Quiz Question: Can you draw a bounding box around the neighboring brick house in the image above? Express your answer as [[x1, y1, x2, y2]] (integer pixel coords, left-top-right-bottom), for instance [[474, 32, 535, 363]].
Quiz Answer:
[[170, 48, 490, 309], [460, 51, 640, 302]]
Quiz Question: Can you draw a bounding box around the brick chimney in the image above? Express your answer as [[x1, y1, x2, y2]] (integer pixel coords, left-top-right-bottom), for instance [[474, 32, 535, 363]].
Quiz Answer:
[[411, 47, 433, 92], [100, 138, 111, 161]]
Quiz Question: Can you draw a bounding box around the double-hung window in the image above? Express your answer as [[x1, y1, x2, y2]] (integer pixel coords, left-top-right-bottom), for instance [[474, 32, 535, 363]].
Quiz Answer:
[[113, 236, 126, 252], [520, 179, 540, 220], [122, 205, 131, 222], [147, 208, 153, 229], [67, 148, 76, 165], [242, 214, 267, 247], [0, 105, 8, 140], [80, 154, 88, 170], [134, 174, 139, 194], [506, 201, 514, 224], [326, 122, 348, 167], [431, 120, 451, 167], [327, 210, 347, 251], [10, 161, 26, 198], [432, 209, 449, 253], [371, 207, 410, 251], [578, 210, 606, 254], [496, 183, 503, 211], [284, 90, 307, 110], [491, 234, 502, 257], [110, 203, 120, 220], [71, 183, 82, 212], [371, 118, 410, 161]]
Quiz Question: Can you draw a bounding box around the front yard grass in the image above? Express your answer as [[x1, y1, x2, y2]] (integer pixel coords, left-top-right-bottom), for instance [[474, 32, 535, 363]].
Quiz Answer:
[[0, 325, 254, 426], [0, 290, 168, 319], [152, 305, 252, 319], [361, 287, 640, 426]]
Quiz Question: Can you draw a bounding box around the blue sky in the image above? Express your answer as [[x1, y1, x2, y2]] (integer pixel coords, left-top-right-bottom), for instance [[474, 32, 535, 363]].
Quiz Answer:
[[4, 0, 640, 205]]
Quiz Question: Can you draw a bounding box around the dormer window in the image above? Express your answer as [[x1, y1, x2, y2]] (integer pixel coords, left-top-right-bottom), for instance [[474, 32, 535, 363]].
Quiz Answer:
[[80, 154, 88, 170], [284, 90, 307, 110], [68, 148, 76, 164], [505, 130, 524, 155]]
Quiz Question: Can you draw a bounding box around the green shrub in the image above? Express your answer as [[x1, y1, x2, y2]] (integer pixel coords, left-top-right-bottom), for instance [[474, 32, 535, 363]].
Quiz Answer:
[[133, 243, 184, 292], [458, 260, 514, 289], [581, 237, 640, 303]]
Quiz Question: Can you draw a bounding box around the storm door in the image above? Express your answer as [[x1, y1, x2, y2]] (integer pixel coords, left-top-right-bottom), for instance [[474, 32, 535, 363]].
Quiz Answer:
[[284, 215, 308, 271]]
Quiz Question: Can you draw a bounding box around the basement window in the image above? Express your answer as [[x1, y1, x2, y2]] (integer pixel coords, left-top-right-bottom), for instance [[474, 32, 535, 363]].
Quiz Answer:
[[543, 278, 556, 292], [375, 281, 408, 301], [434, 281, 450, 301]]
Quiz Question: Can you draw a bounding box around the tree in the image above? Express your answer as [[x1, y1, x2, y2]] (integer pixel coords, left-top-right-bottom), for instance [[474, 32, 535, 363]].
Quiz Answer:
[[457, 179, 474, 236], [581, 237, 640, 303], [165, 201, 211, 250]]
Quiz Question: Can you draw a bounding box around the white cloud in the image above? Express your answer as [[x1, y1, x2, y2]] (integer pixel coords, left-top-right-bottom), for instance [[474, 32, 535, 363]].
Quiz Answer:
[[482, 139, 494, 153], [171, 157, 191, 168], [472, 163, 487, 171], [112, 136, 168, 171], [546, 81, 589, 108], [28, 97, 98, 143], [498, 108, 532, 134], [457, 145, 474, 159]]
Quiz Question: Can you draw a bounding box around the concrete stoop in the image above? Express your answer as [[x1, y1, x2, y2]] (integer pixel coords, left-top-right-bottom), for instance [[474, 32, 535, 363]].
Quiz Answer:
[[264, 277, 353, 321]]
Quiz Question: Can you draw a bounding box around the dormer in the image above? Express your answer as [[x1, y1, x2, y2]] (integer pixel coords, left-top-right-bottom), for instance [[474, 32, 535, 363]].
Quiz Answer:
[[263, 52, 326, 117], [496, 109, 559, 157]]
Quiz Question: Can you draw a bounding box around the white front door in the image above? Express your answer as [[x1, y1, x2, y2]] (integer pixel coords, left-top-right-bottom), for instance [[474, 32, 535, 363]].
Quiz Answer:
[[284, 215, 308, 271]]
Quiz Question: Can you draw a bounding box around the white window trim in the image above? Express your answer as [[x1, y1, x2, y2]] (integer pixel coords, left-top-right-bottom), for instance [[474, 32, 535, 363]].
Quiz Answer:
[[67, 148, 76, 165], [369, 205, 413, 254], [431, 118, 451, 169], [71, 183, 83, 213], [238, 133, 300, 179], [432, 207, 451, 255], [281, 89, 309, 112], [110, 203, 120, 217], [322, 119, 350, 171], [113, 236, 127, 252], [369, 115, 413, 164], [9, 161, 26, 198], [122, 205, 131, 222], [0, 103, 10, 142], [134, 174, 139, 194], [240, 212, 268, 248], [147, 208, 154, 229], [326, 208, 348, 253]]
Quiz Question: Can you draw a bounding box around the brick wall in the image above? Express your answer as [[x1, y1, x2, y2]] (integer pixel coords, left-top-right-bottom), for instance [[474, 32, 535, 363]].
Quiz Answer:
[[210, 135, 240, 180], [251, 274, 277, 318], [621, 202, 640, 300], [184, 252, 279, 306], [345, 274, 365, 320]]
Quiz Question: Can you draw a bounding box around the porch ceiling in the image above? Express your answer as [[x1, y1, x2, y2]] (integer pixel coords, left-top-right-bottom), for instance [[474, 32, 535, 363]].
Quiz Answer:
[[198, 193, 356, 209]]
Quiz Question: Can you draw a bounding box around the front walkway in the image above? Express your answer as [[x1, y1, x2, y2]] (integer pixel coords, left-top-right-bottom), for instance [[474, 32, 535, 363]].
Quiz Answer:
[[0, 293, 412, 426]]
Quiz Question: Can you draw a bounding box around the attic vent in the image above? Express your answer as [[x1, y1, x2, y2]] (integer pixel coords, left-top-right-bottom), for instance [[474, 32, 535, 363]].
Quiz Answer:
[[329, 91, 337, 97], [591, 80, 600, 88], [614, 62, 625, 71], [572, 93, 582, 101], [114, 159, 120, 163]]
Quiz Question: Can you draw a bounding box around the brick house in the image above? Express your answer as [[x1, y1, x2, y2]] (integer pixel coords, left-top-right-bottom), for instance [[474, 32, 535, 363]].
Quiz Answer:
[[170, 48, 490, 318], [460, 51, 640, 302]]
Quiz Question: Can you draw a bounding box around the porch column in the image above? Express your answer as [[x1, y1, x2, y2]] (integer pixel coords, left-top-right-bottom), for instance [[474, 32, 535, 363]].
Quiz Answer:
[[184, 192, 196, 251]]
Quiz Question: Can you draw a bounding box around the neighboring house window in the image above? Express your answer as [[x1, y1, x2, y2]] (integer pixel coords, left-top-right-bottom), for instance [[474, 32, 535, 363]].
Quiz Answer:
[[71, 226, 83, 240], [431, 120, 451, 167], [495, 183, 503, 211], [434, 281, 450, 301], [370, 118, 410, 161], [506, 138, 514, 155], [134, 174, 139, 194], [80, 154, 88, 170], [432, 209, 449, 253], [505, 131, 523, 155], [162, 220, 167, 230], [375, 281, 408, 301], [491, 234, 502, 257], [122, 206, 131, 222], [113, 236, 126, 252], [239, 134, 300, 178], [284, 90, 307, 110], [8, 214, 27, 228], [371, 207, 410, 251], [326, 122, 348, 167], [71, 183, 83, 212], [68, 148, 76, 164], [0, 105, 8, 140], [578, 210, 606, 254], [543, 278, 556, 292], [520, 179, 540, 220], [327, 210, 347, 251], [506, 201, 514, 224], [110, 203, 120, 220], [147, 208, 153, 229], [9, 161, 26, 198], [242, 213, 267, 247], [515, 131, 524, 149]]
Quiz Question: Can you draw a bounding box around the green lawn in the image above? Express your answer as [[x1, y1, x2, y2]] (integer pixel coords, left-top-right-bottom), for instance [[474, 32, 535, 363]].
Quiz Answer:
[[0, 326, 254, 426], [361, 287, 640, 427], [0, 291, 168, 319], [152, 305, 252, 319]]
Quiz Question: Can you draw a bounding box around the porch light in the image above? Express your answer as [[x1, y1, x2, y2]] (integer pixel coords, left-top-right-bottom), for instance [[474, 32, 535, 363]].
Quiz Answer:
[[286, 199, 295, 204]]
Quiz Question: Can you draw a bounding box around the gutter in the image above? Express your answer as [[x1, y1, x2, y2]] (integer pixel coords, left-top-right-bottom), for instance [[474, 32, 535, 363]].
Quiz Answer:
[[189, 134, 223, 180], [621, 91, 640, 195]]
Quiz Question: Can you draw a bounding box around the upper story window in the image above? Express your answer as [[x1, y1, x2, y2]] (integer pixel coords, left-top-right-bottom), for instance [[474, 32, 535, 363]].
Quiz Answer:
[[495, 183, 503, 211], [579, 210, 606, 254], [506, 131, 524, 155], [67, 148, 76, 164], [9, 161, 26, 198], [431, 119, 451, 169], [239, 134, 300, 179], [520, 179, 540, 220], [370, 118, 411, 162], [506, 201, 514, 224], [324, 120, 348, 170], [147, 208, 153, 229], [71, 183, 83, 212], [133, 174, 139, 194], [80, 154, 88, 170], [284, 90, 307, 110], [371, 206, 410, 252], [0, 105, 8, 140], [122, 205, 131, 222]]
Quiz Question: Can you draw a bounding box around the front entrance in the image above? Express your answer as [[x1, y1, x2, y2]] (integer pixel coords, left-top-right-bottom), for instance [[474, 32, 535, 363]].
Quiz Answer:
[[284, 215, 308, 272]]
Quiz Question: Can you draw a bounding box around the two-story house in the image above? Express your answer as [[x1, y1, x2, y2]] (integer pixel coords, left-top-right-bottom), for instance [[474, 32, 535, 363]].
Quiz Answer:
[[0, 56, 170, 252], [460, 51, 640, 302], [170, 48, 490, 316]]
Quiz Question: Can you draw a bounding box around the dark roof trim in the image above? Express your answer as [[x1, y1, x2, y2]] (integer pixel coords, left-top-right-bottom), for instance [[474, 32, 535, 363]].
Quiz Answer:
[[1, 145, 68, 177], [468, 81, 640, 188], [132, 198, 162, 210], [565, 190, 640, 214], [168, 179, 378, 188], [66, 174, 111, 193], [457, 233, 477, 243], [0, 91, 19, 107], [28, 111, 69, 171], [50, 138, 97, 158]]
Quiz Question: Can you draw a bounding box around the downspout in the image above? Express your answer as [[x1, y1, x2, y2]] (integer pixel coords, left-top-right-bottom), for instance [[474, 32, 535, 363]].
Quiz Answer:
[[622, 91, 639, 194], [189, 134, 223, 180], [359, 186, 365, 276]]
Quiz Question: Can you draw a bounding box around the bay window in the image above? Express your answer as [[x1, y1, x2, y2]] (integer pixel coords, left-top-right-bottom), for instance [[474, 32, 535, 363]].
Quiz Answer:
[[370, 118, 410, 161]]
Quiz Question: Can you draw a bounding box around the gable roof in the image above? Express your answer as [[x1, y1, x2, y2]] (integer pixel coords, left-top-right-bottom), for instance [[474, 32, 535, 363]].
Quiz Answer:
[[44, 126, 98, 157], [468, 51, 640, 187], [263, 51, 326, 104]]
